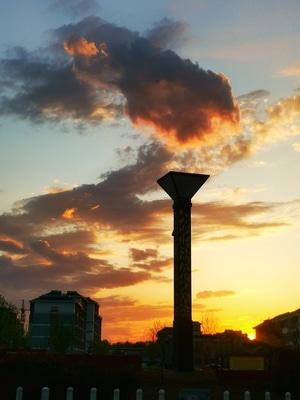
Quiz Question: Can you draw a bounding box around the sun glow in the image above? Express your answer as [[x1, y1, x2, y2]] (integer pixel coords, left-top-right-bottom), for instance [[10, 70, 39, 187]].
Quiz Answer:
[[248, 332, 256, 340]]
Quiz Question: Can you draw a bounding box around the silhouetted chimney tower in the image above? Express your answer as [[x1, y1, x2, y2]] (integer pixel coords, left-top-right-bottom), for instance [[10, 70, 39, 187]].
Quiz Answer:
[[157, 171, 209, 372]]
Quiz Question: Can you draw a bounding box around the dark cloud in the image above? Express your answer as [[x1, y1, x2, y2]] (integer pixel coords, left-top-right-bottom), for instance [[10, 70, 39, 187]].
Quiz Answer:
[[38, 230, 98, 253], [131, 258, 173, 274], [0, 46, 121, 123], [191, 201, 290, 241], [113, 39, 239, 145], [0, 141, 172, 297], [129, 247, 173, 273], [0, 140, 295, 298], [237, 90, 270, 102], [0, 16, 239, 146], [0, 237, 27, 254], [4, 141, 170, 235], [100, 295, 137, 308], [145, 18, 189, 50], [54, 16, 139, 47], [130, 248, 159, 262], [0, 244, 151, 295]]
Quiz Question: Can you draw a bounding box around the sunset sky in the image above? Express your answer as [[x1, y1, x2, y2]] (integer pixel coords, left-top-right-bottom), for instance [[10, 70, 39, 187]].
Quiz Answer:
[[0, 0, 300, 343]]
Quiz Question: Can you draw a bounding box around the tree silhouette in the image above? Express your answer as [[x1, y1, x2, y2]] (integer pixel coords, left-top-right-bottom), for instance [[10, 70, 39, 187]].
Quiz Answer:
[[201, 312, 219, 334], [0, 295, 25, 350]]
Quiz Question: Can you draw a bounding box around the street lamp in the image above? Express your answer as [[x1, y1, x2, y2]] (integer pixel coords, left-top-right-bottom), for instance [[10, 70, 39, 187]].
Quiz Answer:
[[157, 171, 209, 372]]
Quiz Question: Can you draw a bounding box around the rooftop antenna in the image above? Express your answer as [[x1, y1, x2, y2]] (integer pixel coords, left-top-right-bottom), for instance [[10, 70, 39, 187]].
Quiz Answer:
[[20, 299, 28, 327]]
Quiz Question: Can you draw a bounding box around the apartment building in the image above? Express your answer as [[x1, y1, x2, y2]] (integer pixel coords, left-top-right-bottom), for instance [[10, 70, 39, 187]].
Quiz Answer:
[[29, 290, 102, 354], [254, 308, 300, 348]]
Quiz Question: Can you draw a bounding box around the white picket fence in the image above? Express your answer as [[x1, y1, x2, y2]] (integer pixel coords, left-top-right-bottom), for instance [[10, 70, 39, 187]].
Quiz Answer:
[[14, 387, 292, 400]]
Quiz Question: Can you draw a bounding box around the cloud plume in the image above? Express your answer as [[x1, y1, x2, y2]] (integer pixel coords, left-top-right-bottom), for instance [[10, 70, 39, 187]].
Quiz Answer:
[[0, 17, 239, 146], [61, 17, 240, 145]]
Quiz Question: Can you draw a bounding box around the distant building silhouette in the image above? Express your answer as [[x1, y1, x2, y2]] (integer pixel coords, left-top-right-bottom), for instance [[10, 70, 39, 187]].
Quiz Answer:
[[254, 308, 300, 348], [29, 290, 102, 354], [157, 322, 249, 368]]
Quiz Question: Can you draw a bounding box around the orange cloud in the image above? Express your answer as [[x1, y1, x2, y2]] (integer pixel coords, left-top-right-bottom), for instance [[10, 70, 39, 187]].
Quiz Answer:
[[125, 71, 240, 147], [196, 290, 236, 299], [266, 96, 300, 123], [0, 236, 26, 254], [130, 248, 159, 262], [62, 207, 76, 219], [240, 92, 300, 144], [64, 36, 99, 56], [280, 63, 300, 76], [60, 22, 240, 148], [0, 17, 241, 151], [90, 204, 100, 211]]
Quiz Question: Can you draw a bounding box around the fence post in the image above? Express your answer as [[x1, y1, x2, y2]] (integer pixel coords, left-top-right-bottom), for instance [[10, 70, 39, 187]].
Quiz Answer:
[[285, 393, 291, 400], [223, 391, 230, 400], [136, 388, 143, 400], [244, 391, 250, 400], [16, 387, 23, 400], [90, 387, 97, 400], [66, 387, 73, 400], [159, 389, 165, 400], [41, 387, 49, 400], [265, 391, 271, 400], [114, 388, 120, 400]]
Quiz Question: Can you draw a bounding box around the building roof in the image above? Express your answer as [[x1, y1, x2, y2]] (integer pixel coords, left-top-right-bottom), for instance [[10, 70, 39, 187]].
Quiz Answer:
[[30, 290, 99, 307], [254, 308, 300, 330]]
